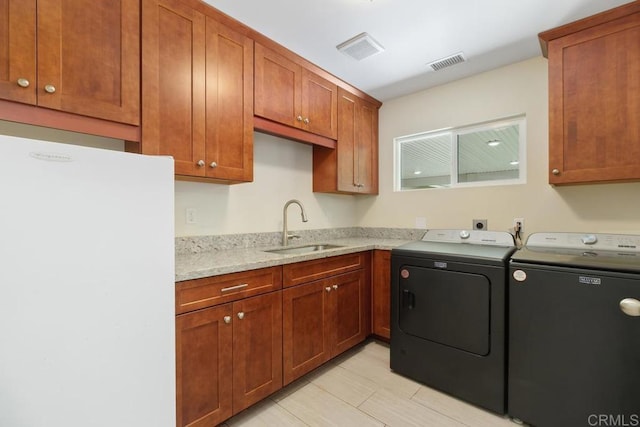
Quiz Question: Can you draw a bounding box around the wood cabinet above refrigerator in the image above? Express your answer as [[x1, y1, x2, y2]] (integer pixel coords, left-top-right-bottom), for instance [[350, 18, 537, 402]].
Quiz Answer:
[[0, 0, 140, 140]]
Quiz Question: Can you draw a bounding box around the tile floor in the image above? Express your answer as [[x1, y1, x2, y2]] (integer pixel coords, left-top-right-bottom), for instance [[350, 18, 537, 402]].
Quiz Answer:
[[222, 340, 517, 427]]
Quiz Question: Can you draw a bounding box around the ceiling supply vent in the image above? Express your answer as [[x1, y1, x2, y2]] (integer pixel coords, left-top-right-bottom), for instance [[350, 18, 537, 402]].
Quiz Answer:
[[427, 52, 467, 71], [337, 32, 384, 61]]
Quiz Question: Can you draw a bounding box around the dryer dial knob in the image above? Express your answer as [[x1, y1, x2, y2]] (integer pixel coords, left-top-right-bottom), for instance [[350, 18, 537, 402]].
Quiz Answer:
[[459, 230, 470, 239], [581, 234, 598, 245]]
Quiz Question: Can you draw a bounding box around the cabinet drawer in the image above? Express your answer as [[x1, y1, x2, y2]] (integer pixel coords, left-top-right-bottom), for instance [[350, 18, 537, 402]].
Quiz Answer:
[[176, 266, 282, 314], [283, 252, 365, 288]]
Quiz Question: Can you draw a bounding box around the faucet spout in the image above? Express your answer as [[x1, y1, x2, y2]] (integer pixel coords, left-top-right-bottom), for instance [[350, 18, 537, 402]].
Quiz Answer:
[[282, 199, 309, 246]]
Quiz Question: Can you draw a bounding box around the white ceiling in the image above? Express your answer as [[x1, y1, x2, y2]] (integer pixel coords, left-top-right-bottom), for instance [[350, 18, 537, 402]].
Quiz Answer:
[[202, 0, 632, 101]]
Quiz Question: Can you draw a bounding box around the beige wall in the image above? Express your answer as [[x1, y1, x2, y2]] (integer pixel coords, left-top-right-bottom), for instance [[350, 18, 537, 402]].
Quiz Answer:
[[357, 56, 640, 237], [174, 133, 358, 236]]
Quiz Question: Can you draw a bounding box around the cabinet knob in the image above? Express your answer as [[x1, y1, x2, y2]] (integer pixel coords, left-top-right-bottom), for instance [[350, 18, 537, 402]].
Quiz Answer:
[[332, 284, 338, 290], [551, 168, 560, 175], [43, 84, 56, 94], [197, 160, 205, 167], [296, 115, 303, 122], [237, 312, 245, 320], [17, 78, 30, 88], [325, 287, 331, 292], [303, 117, 310, 124], [210, 162, 218, 168], [223, 316, 231, 324]]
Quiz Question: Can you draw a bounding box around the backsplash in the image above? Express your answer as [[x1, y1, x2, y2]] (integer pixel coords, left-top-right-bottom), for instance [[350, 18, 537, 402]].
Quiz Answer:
[[175, 227, 425, 255]]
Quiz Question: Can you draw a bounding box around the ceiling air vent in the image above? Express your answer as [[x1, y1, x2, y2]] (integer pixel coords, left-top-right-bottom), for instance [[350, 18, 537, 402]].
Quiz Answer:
[[337, 32, 384, 61], [427, 52, 467, 71]]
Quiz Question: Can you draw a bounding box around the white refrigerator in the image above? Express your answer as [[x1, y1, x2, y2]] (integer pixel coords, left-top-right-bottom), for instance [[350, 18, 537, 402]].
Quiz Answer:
[[0, 135, 176, 427]]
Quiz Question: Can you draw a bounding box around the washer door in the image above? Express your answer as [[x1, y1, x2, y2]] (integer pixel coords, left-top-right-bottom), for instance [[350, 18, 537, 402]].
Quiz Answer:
[[398, 265, 490, 355]]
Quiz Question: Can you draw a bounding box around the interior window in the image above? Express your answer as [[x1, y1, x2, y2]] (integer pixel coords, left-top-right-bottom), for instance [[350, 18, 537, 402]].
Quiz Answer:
[[394, 115, 526, 190]]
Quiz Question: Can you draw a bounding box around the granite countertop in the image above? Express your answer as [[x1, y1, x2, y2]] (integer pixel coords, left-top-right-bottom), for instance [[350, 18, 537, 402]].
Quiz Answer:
[[175, 229, 422, 282]]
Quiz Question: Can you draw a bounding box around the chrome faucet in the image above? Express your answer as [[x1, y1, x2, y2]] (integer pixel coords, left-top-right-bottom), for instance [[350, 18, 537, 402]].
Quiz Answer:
[[282, 199, 308, 246]]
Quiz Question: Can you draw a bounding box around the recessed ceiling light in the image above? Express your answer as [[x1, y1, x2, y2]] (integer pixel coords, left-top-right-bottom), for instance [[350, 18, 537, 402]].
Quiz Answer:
[[413, 170, 422, 175], [486, 140, 501, 147], [510, 160, 519, 165]]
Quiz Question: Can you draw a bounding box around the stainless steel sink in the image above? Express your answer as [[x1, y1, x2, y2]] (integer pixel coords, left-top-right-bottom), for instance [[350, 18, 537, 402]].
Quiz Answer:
[[264, 243, 344, 255]]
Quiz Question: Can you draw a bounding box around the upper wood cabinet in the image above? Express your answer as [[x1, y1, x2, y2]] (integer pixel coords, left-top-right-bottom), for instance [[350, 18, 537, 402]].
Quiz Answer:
[[313, 87, 379, 194], [254, 42, 338, 140], [539, 2, 640, 185], [0, 0, 140, 125], [141, 0, 253, 182]]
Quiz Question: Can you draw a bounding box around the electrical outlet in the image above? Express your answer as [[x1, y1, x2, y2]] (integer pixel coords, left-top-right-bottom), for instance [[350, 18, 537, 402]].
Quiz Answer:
[[513, 218, 525, 233], [473, 219, 487, 230], [186, 208, 197, 224]]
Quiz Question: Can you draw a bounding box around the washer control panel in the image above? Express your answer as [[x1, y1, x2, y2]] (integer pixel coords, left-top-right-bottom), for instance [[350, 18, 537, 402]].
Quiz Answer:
[[526, 232, 640, 253], [422, 229, 515, 246]]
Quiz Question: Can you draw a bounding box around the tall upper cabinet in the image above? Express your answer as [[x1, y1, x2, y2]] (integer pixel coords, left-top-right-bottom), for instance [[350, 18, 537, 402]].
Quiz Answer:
[[313, 87, 380, 194], [0, 0, 140, 137], [539, 1, 640, 185], [140, 0, 253, 182]]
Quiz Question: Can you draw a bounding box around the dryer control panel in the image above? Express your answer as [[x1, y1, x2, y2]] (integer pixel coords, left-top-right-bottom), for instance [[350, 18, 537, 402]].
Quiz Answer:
[[526, 232, 640, 253], [422, 229, 515, 246]]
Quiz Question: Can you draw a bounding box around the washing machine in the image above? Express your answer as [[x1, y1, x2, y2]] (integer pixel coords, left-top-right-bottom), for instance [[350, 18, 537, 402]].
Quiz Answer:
[[509, 232, 640, 427], [390, 229, 516, 414]]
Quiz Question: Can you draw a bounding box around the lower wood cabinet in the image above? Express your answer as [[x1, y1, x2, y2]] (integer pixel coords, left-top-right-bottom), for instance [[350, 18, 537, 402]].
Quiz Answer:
[[176, 303, 233, 427], [372, 250, 391, 340], [282, 267, 370, 385], [176, 291, 282, 427], [175, 251, 376, 426]]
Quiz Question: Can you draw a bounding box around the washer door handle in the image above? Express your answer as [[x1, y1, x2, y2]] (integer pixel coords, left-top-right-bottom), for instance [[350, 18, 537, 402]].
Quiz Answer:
[[402, 289, 415, 310], [620, 298, 640, 317]]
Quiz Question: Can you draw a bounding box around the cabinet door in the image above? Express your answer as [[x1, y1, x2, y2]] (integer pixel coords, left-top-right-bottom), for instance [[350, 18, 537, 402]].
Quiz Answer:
[[232, 292, 282, 413], [205, 17, 253, 182], [355, 96, 379, 194], [36, 0, 140, 124], [335, 88, 358, 192], [331, 270, 368, 356], [176, 304, 233, 427], [0, 0, 36, 105], [282, 279, 331, 385], [254, 43, 301, 128], [372, 250, 391, 339], [141, 0, 206, 176], [301, 68, 337, 139], [547, 12, 640, 184]]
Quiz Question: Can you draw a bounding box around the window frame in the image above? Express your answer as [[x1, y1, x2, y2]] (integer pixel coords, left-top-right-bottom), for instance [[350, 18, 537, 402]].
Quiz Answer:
[[393, 115, 527, 191]]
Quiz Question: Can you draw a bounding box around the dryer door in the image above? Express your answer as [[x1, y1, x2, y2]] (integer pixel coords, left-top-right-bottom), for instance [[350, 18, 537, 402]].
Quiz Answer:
[[398, 265, 490, 355]]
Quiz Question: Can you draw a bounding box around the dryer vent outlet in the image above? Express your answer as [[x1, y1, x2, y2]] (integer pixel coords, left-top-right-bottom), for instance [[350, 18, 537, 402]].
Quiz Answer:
[[473, 219, 487, 230]]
